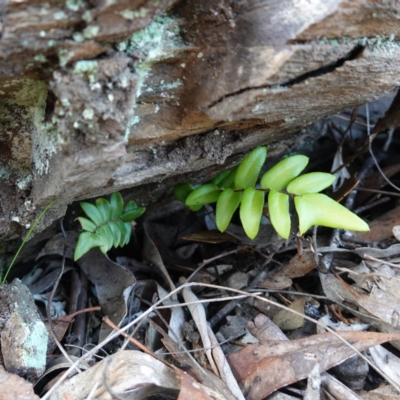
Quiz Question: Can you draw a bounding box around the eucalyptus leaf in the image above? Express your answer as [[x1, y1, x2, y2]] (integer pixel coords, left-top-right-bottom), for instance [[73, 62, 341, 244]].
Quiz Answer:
[[240, 187, 265, 239], [235, 146, 267, 189], [260, 154, 308, 191], [185, 183, 221, 207], [80, 202, 105, 225], [268, 190, 291, 239], [287, 172, 336, 195], [216, 189, 242, 232], [294, 193, 370, 234], [110, 192, 124, 218]]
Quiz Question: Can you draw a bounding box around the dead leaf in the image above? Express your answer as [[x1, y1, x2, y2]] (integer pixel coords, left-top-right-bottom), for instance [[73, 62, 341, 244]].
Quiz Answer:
[[158, 325, 238, 400], [181, 283, 219, 376], [370, 345, 400, 388], [304, 363, 321, 400], [352, 205, 400, 242], [227, 331, 400, 400], [335, 274, 400, 327], [247, 314, 288, 342], [177, 369, 212, 400], [208, 327, 245, 400], [181, 230, 238, 244], [47, 307, 101, 354], [157, 284, 185, 343], [0, 366, 40, 400], [143, 222, 176, 296], [260, 252, 317, 290], [272, 298, 305, 331], [48, 351, 181, 400], [321, 372, 363, 400], [359, 383, 400, 399], [77, 249, 136, 341]]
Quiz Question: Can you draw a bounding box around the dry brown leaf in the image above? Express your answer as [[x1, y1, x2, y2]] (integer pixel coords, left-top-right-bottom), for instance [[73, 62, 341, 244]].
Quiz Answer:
[[77, 249, 136, 341], [272, 297, 305, 331], [335, 274, 400, 327], [352, 205, 400, 242], [0, 366, 40, 400], [181, 284, 219, 377], [259, 253, 317, 290], [48, 351, 181, 400], [177, 369, 212, 400], [181, 230, 238, 244], [247, 314, 288, 342], [227, 331, 400, 400], [47, 307, 101, 354], [359, 383, 400, 400], [320, 372, 363, 400]]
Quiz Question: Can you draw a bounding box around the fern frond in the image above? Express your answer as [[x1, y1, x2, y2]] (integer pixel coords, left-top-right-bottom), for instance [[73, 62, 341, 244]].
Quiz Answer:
[[74, 192, 145, 261]]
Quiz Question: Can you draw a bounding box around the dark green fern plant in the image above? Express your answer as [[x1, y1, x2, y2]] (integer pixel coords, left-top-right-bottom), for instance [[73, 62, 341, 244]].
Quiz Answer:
[[174, 147, 369, 240], [74, 192, 145, 261]]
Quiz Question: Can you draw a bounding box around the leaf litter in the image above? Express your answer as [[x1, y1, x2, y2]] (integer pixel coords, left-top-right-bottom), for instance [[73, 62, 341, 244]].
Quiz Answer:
[[3, 93, 400, 399]]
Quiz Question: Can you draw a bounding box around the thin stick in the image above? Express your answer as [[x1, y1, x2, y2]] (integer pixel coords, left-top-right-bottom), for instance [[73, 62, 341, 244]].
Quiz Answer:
[[102, 316, 162, 361], [354, 188, 400, 198], [363, 254, 400, 269], [186, 247, 239, 283]]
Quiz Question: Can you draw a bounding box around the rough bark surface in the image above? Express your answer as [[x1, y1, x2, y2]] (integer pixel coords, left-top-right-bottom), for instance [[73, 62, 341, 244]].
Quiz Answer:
[[1, 0, 400, 238]]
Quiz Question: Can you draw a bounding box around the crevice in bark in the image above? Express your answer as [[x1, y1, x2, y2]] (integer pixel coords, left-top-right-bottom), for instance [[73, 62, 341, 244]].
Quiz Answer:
[[207, 44, 365, 109]]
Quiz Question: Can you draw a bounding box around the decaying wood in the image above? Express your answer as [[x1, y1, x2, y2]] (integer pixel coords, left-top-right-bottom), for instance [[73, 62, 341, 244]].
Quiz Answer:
[[1, 0, 400, 238]]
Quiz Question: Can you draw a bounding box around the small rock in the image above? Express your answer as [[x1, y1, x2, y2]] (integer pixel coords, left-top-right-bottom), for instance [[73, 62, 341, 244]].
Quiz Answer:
[[0, 279, 48, 381]]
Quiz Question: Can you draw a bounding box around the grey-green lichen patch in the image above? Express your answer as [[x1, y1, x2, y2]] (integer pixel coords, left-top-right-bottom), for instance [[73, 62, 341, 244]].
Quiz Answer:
[[125, 15, 187, 77], [119, 8, 149, 20], [21, 320, 48, 369], [159, 79, 183, 90], [0, 78, 58, 183], [73, 60, 98, 83], [66, 0, 84, 12], [54, 10, 67, 20], [123, 14, 188, 137], [33, 54, 47, 63], [83, 25, 100, 39]]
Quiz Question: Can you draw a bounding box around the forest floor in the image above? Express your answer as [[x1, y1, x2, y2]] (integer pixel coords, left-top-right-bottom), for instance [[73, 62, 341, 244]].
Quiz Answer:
[[2, 91, 400, 400]]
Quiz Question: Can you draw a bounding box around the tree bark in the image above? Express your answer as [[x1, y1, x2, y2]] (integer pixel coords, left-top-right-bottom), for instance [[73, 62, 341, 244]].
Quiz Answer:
[[1, 0, 400, 239]]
